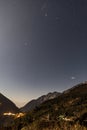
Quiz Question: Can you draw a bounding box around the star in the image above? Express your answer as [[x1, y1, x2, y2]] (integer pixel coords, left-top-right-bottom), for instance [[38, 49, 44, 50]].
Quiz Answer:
[[70, 77, 76, 80], [45, 13, 48, 17], [41, 1, 48, 17]]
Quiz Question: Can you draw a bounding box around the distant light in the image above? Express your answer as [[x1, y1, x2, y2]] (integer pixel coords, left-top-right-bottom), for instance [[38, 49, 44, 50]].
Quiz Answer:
[[16, 113, 25, 118], [3, 112, 25, 118], [3, 112, 15, 116]]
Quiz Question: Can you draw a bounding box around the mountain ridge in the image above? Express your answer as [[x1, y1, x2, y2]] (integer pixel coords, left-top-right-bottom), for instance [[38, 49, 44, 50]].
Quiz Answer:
[[20, 91, 61, 112], [20, 82, 87, 130], [0, 82, 87, 129]]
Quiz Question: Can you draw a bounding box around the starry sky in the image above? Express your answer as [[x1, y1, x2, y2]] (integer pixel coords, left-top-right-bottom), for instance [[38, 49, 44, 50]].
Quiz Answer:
[[0, 0, 87, 107]]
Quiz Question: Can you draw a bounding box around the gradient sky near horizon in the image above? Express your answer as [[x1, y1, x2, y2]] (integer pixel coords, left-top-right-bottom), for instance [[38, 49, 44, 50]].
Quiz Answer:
[[0, 0, 87, 107]]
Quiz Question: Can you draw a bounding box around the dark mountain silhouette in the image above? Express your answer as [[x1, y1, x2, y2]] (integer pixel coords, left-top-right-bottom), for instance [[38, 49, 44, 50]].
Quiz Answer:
[[0, 93, 19, 115], [21, 92, 61, 112]]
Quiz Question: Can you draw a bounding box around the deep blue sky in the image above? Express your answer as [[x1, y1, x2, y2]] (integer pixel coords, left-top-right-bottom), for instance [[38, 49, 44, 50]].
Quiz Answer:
[[0, 0, 87, 107]]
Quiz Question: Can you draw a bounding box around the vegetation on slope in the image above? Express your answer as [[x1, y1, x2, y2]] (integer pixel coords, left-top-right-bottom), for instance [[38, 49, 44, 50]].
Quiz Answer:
[[0, 83, 87, 130], [19, 83, 87, 130]]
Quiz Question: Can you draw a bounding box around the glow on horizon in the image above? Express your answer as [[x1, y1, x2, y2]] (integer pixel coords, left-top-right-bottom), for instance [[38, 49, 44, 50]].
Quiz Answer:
[[0, 80, 84, 107]]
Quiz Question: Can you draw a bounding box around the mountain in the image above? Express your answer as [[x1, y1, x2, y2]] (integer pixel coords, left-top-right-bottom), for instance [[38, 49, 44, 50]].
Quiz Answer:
[[0, 82, 87, 129], [21, 92, 61, 112], [20, 82, 87, 130], [0, 93, 19, 115]]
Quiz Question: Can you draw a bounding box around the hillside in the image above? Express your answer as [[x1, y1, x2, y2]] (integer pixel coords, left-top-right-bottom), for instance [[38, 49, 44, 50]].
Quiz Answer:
[[20, 82, 87, 130], [0, 93, 19, 115], [0, 82, 87, 130], [21, 92, 61, 112]]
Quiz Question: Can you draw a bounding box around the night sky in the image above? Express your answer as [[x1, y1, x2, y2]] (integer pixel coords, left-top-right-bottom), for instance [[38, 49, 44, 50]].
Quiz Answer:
[[0, 0, 87, 107]]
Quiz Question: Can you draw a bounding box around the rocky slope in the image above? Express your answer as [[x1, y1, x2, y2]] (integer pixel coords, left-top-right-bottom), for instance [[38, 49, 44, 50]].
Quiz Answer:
[[20, 82, 87, 130], [0, 82, 87, 130], [21, 92, 61, 112]]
